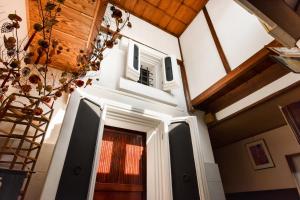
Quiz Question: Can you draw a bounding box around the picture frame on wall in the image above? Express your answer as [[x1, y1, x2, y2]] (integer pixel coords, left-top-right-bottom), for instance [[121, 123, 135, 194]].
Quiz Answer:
[[246, 140, 275, 170]]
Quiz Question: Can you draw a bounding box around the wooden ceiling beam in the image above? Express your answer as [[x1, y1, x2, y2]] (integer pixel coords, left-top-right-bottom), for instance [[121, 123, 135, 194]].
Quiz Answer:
[[191, 40, 282, 110], [206, 62, 290, 113], [203, 6, 231, 74], [87, 0, 108, 50]]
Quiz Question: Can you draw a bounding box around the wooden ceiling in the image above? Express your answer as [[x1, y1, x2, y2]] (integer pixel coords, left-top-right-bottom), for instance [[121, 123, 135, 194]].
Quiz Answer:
[[109, 0, 209, 36], [27, 0, 106, 71], [27, 0, 208, 70]]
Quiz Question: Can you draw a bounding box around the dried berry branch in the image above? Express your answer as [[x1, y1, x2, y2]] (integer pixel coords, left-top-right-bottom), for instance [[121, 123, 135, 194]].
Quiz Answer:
[[0, 1, 131, 117]]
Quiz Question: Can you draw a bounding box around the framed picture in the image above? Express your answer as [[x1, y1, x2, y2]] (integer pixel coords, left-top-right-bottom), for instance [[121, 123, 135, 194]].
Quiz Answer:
[[246, 140, 275, 170]]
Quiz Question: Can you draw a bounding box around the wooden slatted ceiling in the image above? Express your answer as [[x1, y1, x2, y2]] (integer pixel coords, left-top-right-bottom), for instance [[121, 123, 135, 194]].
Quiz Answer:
[[109, 0, 209, 36], [28, 0, 107, 71], [28, 0, 208, 70]]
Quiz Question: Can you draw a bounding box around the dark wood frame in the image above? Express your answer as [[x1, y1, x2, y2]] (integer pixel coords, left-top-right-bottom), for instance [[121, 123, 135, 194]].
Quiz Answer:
[[190, 40, 282, 112], [286, 153, 300, 195], [0, 93, 54, 199], [203, 6, 231, 74]]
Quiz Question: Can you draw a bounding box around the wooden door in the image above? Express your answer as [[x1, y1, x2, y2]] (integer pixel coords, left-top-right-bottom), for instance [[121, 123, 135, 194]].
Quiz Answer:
[[94, 127, 146, 200]]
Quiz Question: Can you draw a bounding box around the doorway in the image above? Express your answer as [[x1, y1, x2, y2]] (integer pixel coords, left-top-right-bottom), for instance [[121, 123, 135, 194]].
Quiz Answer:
[[287, 153, 300, 196], [94, 126, 146, 200]]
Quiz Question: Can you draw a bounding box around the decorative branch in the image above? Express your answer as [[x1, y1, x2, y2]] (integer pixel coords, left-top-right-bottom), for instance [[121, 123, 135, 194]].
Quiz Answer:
[[0, 1, 131, 117]]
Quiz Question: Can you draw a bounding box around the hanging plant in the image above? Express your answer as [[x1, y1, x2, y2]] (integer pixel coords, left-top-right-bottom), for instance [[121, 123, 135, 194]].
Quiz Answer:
[[0, 1, 131, 117]]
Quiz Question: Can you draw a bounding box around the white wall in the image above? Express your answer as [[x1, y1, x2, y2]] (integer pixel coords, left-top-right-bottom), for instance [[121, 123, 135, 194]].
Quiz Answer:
[[92, 4, 188, 113], [206, 0, 274, 70], [85, 37, 188, 113], [0, 0, 28, 45], [179, 11, 226, 99], [105, 3, 181, 59], [179, 0, 274, 100], [214, 125, 300, 193]]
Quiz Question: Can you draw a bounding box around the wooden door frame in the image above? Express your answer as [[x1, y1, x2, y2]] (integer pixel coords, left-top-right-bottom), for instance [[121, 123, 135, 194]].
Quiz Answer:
[[40, 90, 210, 200], [286, 153, 300, 196]]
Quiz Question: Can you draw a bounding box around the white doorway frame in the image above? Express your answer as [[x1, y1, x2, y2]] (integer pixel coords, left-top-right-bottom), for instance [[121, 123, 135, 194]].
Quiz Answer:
[[40, 90, 210, 200]]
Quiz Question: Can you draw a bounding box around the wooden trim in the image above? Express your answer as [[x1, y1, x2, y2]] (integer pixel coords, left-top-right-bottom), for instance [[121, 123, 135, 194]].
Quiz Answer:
[[178, 60, 195, 113], [87, 0, 108, 50], [206, 61, 289, 113], [177, 39, 195, 113], [177, 37, 184, 62], [191, 40, 280, 107], [203, 7, 231, 74]]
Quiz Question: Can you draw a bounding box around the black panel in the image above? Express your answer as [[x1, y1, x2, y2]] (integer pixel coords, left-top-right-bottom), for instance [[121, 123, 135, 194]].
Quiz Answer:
[[56, 99, 102, 200], [0, 169, 26, 200], [133, 44, 139, 70], [169, 122, 200, 200], [165, 57, 173, 81]]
